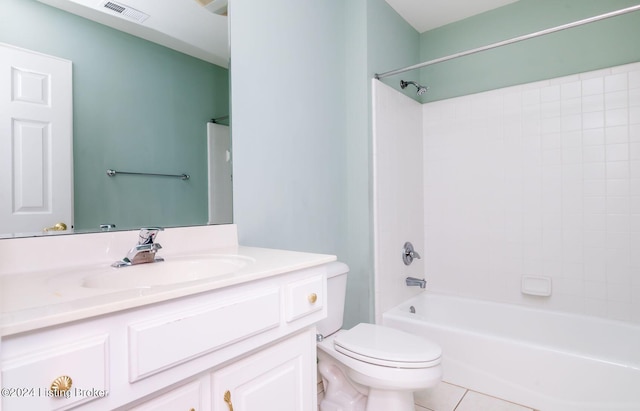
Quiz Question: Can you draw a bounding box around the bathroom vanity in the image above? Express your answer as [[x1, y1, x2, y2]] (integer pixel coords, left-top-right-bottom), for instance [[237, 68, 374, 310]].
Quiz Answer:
[[0, 225, 334, 410]]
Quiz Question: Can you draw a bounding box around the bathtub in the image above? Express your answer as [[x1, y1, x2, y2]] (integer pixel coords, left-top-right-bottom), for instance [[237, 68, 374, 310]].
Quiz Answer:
[[382, 292, 640, 411]]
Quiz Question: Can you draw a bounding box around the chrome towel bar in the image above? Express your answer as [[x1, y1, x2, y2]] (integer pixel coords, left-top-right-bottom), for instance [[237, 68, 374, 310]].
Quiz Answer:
[[106, 169, 190, 180]]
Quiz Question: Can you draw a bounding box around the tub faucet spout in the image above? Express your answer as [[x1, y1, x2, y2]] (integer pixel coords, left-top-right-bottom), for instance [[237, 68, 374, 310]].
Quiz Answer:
[[405, 276, 426, 288]]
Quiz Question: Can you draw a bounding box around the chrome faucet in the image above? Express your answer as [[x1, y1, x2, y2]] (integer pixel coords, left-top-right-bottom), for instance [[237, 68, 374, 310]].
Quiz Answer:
[[112, 227, 164, 268], [405, 277, 426, 288]]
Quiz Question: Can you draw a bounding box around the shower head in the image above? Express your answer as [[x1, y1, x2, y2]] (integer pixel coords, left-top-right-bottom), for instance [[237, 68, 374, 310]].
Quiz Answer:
[[400, 80, 428, 96]]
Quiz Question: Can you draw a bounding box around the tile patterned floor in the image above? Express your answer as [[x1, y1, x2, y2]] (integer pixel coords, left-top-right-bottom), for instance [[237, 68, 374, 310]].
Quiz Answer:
[[414, 382, 536, 411], [317, 377, 537, 411]]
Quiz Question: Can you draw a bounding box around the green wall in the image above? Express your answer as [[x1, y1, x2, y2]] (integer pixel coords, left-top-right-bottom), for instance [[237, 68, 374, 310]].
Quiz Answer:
[[416, 0, 640, 102], [1, 0, 229, 232], [230, 0, 419, 327]]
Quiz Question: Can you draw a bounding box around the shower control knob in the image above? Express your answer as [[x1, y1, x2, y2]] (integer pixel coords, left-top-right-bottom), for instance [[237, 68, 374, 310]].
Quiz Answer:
[[402, 241, 421, 266]]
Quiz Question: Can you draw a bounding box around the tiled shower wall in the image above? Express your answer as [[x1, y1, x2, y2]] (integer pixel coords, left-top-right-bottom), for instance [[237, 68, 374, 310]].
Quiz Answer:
[[423, 62, 640, 323], [372, 80, 424, 323]]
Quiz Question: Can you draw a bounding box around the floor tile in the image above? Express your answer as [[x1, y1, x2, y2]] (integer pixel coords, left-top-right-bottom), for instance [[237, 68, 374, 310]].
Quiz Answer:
[[455, 391, 534, 411], [414, 381, 466, 411]]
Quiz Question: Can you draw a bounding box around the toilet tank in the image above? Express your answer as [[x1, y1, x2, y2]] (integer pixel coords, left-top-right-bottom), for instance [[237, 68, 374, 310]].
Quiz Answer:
[[316, 262, 349, 337]]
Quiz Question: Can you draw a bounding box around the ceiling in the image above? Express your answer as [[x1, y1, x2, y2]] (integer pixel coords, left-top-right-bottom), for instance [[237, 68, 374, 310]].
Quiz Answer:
[[37, 0, 229, 67], [385, 0, 518, 33], [37, 0, 517, 68]]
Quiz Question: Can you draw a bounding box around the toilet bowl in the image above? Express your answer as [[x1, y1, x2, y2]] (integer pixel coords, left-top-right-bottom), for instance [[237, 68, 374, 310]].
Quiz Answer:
[[317, 263, 442, 411]]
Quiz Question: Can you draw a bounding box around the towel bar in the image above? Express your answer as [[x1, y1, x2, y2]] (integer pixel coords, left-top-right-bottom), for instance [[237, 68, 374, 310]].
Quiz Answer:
[[106, 169, 190, 180]]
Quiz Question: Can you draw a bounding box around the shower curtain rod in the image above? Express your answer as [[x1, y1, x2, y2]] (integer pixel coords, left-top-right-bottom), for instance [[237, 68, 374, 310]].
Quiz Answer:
[[374, 4, 640, 80]]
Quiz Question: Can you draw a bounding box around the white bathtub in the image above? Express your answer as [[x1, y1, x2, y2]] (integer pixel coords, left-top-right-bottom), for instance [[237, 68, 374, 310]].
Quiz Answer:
[[382, 292, 640, 411]]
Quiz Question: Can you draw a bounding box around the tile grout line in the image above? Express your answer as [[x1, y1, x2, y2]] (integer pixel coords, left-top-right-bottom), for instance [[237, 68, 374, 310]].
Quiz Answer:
[[452, 388, 470, 411]]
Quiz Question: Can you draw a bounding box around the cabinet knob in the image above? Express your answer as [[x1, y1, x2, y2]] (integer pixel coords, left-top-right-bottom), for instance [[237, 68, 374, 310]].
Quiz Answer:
[[50, 375, 73, 394], [308, 293, 317, 304], [224, 390, 234, 411]]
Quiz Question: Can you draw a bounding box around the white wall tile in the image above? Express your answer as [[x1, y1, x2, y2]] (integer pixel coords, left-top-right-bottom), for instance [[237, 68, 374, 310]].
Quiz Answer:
[[562, 147, 582, 164], [582, 94, 604, 112], [584, 162, 606, 179], [583, 146, 605, 163], [583, 111, 605, 129], [606, 91, 628, 109], [630, 88, 640, 106], [631, 106, 640, 123], [561, 81, 582, 99], [584, 197, 606, 214], [583, 128, 605, 145], [606, 108, 628, 126], [417, 63, 640, 324], [562, 114, 582, 131], [607, 179, 629, 197], [583, 77, 604, 95], [631, 196, 640, 213], [606, 143, 629, 161], [605, 73, 628, 92], [607, 162, 630, 179], [630, 70, 640, 89], [630, 180, 640, 196], [583, 213, 606, 231], [606, 126, 629, 144]]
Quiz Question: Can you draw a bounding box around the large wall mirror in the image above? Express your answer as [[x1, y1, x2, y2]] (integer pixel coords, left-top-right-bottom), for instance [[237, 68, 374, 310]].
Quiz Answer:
[[1, 0, 230, 239]]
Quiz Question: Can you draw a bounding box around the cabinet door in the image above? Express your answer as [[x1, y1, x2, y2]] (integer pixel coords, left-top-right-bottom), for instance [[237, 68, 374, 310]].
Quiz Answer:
[[212, 329, 316, 411]]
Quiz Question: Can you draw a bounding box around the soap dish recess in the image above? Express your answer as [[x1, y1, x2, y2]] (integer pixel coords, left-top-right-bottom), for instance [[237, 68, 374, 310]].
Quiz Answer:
[[521, 275, 552, 297]]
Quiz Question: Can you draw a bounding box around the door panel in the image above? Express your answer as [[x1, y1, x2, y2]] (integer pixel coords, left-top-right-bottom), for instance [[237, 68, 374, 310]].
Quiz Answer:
[[0, 43, 73, 235]]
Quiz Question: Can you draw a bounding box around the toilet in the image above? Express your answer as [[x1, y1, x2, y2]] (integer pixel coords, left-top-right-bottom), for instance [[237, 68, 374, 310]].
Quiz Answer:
[[316, 262, 442, 411]]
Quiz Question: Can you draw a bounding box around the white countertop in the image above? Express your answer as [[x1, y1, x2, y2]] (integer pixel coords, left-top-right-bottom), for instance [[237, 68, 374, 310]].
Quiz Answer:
[[0, 225, 335, 336]]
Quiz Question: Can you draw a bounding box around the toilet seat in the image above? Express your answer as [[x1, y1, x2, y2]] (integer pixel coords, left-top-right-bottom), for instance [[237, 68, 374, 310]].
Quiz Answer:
[[333, 323, 441, 369]]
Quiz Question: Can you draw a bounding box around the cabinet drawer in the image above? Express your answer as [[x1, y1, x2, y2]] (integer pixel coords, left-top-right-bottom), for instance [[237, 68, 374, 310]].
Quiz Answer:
[[129, 378, 206, 411], [284, 274, 324, 322], [129, 288, 280, 381], [1, 334, 109, 411]]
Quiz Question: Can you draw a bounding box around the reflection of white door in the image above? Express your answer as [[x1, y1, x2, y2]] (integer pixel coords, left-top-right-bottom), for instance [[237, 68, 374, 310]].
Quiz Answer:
[[207, 122, 232, 224], [0, 43, 73, 236]]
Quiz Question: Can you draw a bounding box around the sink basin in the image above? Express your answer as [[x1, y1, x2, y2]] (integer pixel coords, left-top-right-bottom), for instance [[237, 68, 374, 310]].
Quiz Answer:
[[80, 255, 254, 289]]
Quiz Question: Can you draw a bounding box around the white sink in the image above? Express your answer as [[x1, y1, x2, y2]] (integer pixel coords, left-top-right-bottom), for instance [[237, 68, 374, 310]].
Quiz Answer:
[[54, 255, 254, 290]]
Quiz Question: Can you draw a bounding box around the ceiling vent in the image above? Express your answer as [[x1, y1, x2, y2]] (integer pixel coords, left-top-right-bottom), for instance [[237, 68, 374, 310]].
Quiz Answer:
[[101, 1, 149, 23]]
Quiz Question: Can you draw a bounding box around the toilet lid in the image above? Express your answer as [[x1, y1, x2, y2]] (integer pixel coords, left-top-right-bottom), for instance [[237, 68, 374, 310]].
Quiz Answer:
[[333, 323, 441, 368]]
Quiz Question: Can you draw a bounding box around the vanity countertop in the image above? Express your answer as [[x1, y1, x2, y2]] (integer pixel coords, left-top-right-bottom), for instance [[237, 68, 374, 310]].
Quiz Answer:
[[0, 225, 335, 336]]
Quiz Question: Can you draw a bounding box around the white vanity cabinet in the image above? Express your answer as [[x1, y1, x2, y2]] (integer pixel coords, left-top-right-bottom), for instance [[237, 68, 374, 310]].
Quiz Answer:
[[0, 264, 327, 411]]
